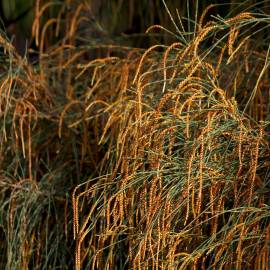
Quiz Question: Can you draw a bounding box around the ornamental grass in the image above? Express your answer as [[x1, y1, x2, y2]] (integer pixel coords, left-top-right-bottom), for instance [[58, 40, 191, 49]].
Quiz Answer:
[[0, 1, 269, 269]]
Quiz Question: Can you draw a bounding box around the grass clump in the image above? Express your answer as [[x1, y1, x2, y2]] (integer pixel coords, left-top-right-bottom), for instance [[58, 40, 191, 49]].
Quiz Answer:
[[0, 1, 269, 269], [73, 5, 270, 270]]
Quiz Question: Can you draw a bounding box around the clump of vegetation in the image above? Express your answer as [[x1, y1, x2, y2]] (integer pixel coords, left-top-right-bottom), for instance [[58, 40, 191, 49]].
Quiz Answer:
[[73, 6, 270, 269], [0, 1, 269, 269]]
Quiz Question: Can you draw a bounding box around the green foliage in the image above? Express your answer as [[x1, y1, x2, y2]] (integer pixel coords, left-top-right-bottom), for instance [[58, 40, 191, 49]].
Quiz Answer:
[[1, 0, 34, 33], [0, 1, 269, 269]]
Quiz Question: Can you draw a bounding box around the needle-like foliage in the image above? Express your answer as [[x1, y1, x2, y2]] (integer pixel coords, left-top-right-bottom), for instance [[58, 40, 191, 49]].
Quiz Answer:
[[0, 1, 269, 269]]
